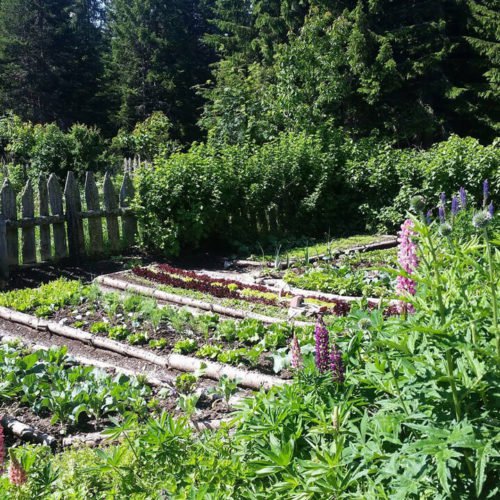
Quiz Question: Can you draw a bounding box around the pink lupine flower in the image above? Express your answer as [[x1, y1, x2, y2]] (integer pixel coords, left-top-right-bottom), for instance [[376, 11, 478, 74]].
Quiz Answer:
[[8, 454, 27, 486], [396, 219, 419, 313], [290, 333, 302, 369], [0, 424, 5, 474], [314, 315, 329, 373]]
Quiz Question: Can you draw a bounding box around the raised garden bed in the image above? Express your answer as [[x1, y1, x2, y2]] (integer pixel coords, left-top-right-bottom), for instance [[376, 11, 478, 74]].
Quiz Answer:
[[282, 248, 398, 297], [236, 234, 397, 268], [0, 279, 302, 384], [0, 340, 235, 451]]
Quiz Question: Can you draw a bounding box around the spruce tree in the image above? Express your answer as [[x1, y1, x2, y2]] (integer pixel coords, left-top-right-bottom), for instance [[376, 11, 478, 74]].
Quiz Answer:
[[0, 0, 106, 127], [107, 0, 214, 141]]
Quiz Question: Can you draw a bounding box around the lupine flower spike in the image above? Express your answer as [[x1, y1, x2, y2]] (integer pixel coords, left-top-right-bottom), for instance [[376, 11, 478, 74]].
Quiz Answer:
[[451, 196, 459, 216], [426, 209, 433, 224], [459, 187, 467, 209], [0, 424, 5, 474], [290, 333, 302, 369], [8, 453, 27, 486], [396, 219, 419, 314], [314, 315, 330, 373], [329, 345, 345, 383], [483, 179, 489, 207], [438, 205, 445, 223]]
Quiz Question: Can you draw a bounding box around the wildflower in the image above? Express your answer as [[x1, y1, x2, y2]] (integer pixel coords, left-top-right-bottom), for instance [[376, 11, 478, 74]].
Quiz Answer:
[[439, 222, 452, 236], [459, 187, 467, 209], [472, 210, 492, 229], [8, 453, 27, 486], [438, 205, 445, 223], [314, 315, 329, 373], [451, 196, 459, 216], [483, 179, 489, 207], [0, 424, 4, 473], [488, 202, 494, 218], [440, 192, 446, 206], [396, 219, 419, 313], [329, 345, 344, 383], [410, 195, 425, 214], [290, 333, 302, 369], [425, 209, 433, 224]]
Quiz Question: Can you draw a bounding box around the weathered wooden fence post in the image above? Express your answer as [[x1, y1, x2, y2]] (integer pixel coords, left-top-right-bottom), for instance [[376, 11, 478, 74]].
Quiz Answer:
[[48, 174, 67, 260], [1, 179, 18, 266], [21, 179, 36, 264], [0, 215, 8, 279], [103, 172, 120, 252], [120, 172, 137, 246], [64, 172, 85, 261], [84, 172, 104, 255], [38, 175, 51, 261]]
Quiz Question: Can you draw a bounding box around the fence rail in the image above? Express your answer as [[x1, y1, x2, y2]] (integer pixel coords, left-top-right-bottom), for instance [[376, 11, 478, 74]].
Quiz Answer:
[[0, 170, 137, 279]]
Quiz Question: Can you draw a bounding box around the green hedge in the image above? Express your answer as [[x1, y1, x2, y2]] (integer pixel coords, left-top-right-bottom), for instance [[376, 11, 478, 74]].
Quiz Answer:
[[136, 132, 499, 256]]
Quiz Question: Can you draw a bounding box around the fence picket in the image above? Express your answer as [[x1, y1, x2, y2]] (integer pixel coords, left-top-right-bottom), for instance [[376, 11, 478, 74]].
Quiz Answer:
[[1, 179, 18, 266], [38, 175, 51, 261], [103, 172, 120, 251], [64, 172, 85, 260], [0, 216, 7, 278], [48, 174, 68, 259], [21, 180, 36, 264], [119, 173, 137, 246], [84, 172, 104, 255]]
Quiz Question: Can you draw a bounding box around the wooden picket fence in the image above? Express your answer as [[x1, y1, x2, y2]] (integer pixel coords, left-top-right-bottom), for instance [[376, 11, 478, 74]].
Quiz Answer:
[[0, 171, 137, 279]]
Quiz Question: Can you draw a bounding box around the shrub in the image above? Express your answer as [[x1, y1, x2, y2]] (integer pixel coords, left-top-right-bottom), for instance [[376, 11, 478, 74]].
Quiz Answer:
[[136, 131, 341, 255], [111, 111, 180, 161]]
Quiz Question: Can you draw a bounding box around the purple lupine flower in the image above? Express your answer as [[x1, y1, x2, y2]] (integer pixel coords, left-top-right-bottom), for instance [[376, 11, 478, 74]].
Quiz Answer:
[[396, 219, 419, 314], [438, 205, 445, 223], [314, 316, 329, 373], [290, 333, 302, 369], [440, 192, 446, 206], [329, 345, 344, 383], [483, 180, 489, 207], [451, 196, 459, 216], [459, 187, 467, 209], [488, 202, 494, 217], [426, 209, 433, 224]]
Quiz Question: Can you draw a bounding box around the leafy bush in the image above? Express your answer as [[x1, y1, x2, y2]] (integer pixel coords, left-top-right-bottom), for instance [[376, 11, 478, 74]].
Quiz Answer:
[[346, 135, 500, 231], [0, 113, 110, 182], [135, 131, 341, 255], [111, 111, 180, 161]]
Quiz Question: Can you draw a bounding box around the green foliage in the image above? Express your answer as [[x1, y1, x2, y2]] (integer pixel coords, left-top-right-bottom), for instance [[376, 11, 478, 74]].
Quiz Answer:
[[173, 338, 198, 354], [0, 344, 151, 425], [111, 111, 180, 161], [175, 373, 198, 394], [136, 131, 343, 254], [0, 114, 109, 181]]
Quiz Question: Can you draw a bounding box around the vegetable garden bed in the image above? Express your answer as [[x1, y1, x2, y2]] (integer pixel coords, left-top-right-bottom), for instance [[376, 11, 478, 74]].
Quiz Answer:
[[0, 279, 303, 384], [237, 234, 397, 268], [0, 340, 235, 451]]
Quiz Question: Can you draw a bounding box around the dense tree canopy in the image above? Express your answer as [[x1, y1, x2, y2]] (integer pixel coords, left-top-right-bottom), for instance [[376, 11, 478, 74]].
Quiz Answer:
[[0, 0, 497, 144]]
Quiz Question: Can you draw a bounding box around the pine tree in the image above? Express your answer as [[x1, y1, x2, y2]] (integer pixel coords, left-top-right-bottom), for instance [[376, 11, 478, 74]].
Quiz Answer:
[[0, 0, 107, 127], [107, 0, 214, 140]]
